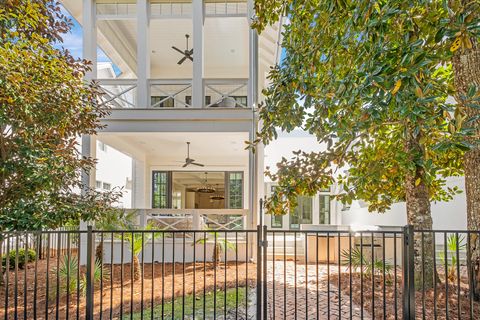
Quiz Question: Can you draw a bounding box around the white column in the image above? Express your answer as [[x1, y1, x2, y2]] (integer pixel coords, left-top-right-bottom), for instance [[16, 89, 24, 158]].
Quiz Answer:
[[83, 0, 97, 80], [192, 0, 204, 108], [132, 158, 147, 208], [137, 0, 150, 108], [80, 135, 96, 265], [248, 130, 257, 229], [247, 0, 258, 109], [81, 135, 97, 194]]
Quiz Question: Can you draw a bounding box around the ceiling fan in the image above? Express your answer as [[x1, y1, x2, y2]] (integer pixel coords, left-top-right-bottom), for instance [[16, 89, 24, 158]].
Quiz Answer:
[[182, 142, 204, 168], [172, 34, 193, 65]]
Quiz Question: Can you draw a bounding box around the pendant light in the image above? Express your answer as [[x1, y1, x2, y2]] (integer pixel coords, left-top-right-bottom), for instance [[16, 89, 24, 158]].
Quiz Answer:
[[197, 172, 216, 193], [210, 184, 225, 201]]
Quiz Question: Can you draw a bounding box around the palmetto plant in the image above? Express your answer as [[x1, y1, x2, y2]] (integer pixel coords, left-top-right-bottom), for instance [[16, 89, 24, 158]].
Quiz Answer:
[[53, 255, 108, 299], [341, 247, 393, 279], [195, 231, 236, 268], [121, 226, 158, 281], [109, 210, 159, 281], [439, 233, 466, 282]]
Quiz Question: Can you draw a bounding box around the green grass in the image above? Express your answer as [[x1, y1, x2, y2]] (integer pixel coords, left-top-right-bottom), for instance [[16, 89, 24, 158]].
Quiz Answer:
[[125, 287, 248, 320]]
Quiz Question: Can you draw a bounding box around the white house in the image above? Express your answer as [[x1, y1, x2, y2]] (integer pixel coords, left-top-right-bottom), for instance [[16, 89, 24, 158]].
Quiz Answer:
[[263, 129, 468, 231], [62, 0, 282, 231]]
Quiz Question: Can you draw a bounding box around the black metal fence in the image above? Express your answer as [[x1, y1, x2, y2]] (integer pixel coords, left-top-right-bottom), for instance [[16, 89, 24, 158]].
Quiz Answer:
[[1, 226, 479, 319]]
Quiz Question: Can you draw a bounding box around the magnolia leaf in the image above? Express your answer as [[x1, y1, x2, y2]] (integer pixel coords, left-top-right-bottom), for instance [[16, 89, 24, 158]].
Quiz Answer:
[[415, 178, 421, 186], [391, 79, 402, 95], [450, 37, 462, 52]]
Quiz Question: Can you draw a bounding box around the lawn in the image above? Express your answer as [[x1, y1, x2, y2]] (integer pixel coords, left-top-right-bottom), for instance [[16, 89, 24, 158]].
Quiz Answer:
[[125, 287, 248, 320]]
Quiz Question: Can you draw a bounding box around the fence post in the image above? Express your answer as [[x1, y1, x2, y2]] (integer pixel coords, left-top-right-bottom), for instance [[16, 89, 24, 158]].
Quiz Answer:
[[256, 224, 263, 320], [402, 225, 415, 320], [85, 226, 95, 320]]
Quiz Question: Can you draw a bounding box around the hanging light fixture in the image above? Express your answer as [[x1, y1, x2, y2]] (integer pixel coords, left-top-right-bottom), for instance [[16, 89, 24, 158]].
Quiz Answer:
[[210, 184, 225, 201], [197, 172, 216, 193]]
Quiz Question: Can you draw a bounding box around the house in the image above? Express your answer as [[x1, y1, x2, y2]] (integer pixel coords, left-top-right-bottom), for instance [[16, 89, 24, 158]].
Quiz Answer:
[[62, 0, 282, 231], [263, 129, 468, 231]]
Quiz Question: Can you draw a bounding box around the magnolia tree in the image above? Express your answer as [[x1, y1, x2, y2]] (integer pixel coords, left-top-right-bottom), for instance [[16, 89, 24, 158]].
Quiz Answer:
[[252, 0, 479, 289], [0, 0, 117, 231]]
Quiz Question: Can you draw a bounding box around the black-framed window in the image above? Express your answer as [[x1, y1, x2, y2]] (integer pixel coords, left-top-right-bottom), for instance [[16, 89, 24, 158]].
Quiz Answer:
[[185, 96, 211, 107], [270, 186, 283, 228], [227, 172, 243, 209], [152, 171, 171, 208], [151, 96, 174, 108], [290, 196, 313, 229], [319, 194, 331, 224]]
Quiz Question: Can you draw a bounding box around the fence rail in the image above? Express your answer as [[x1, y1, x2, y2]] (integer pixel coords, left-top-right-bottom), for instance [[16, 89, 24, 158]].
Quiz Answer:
[[1, 226, 479, 319]]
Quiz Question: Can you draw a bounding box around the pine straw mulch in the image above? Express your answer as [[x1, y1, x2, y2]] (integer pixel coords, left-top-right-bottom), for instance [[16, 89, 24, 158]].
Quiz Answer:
[[0, 257, 256, 320], [330, 268, 480, 319]]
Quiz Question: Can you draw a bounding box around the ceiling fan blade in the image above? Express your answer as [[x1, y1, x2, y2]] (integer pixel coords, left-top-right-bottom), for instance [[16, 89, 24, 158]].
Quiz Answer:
[[187, 55, 193, 62], [171, 46, 185, 55], [177, 56, 187, 65], [191, 162, 205, 167], [188, 48, 194, 55], [182, 162, 189, 168]]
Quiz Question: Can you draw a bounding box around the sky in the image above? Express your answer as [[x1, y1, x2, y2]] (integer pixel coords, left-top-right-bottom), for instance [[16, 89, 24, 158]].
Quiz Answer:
[[58, 5, 120, 74]]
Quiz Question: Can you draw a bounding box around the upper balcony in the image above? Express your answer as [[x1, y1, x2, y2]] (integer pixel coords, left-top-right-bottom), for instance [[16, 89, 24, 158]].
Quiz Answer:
[[62, 0, 282, 115]]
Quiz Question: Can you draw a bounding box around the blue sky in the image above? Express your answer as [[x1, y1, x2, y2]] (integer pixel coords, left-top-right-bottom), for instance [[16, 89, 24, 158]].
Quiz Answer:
[[59, 5, 117, 72]]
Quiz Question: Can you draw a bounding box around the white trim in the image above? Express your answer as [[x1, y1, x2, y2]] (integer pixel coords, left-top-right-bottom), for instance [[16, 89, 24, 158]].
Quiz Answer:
[[192, 0, 204, 108]]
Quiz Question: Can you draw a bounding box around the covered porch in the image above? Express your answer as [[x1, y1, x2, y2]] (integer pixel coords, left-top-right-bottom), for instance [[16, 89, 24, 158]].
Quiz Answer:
[[95, 131, 258, 230]]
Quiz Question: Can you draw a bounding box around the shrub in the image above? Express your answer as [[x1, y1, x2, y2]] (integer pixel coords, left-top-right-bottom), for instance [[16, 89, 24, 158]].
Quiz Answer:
[[1, 248, 36, 271]]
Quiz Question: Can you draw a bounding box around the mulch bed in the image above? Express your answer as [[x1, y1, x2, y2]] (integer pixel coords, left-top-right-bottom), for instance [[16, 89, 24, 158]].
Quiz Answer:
[[331, 269, 480, 319], [0, 256, 256, 320]]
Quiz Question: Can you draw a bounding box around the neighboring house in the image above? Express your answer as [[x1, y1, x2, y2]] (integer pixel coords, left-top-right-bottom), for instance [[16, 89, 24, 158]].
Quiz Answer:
[[95, 139, 132, 208], [263, 130, 468, 230], [63, 0, 282, 229]]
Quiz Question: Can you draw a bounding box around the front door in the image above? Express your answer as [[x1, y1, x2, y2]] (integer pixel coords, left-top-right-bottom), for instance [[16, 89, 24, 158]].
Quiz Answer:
[[289, 196, 313, 229]]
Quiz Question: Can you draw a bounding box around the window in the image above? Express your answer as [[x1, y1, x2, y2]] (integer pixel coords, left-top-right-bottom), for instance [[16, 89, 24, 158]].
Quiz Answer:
[[185, 96, 211, 107], [232, 96, 247, 108], [290, 196, 313, 229], [152, 171, 170, 208], [227, 172, 243, 209], [270, 186, 283, 228], [319, 195, 331, 224], [102, 182, 111, 190], [151, 96, 174, 108], [172, 191, 182, 209], [98, 141, 107, 152], [96, 180, 102, 189]]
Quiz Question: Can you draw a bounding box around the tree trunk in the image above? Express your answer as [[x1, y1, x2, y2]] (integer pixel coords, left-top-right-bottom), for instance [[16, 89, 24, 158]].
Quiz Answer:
[[212, 243, 221, 269], [405, 136, 436, 289], [95, 243, 103, 262], [451, 31, 480, 300], [132, 255, 141, 281]]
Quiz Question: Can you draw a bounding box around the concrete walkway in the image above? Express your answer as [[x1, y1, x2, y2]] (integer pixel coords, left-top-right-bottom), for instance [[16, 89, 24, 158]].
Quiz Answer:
[[265, 261, 370, 320]]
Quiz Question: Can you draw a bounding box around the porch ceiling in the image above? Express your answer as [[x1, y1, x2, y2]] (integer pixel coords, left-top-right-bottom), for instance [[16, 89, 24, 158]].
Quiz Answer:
[[98, 132, 249, 167]]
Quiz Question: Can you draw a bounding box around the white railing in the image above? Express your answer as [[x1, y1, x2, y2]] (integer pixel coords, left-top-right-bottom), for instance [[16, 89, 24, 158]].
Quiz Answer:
[[204, 0, 247, 17], [96, 3, 136, 20], [132, 208, 248, 230], [204, 78, 249, 108], [149, 79, 193, 108], [150, 2, 192, 19], [96, 78, 249, 109], [97, 79, 137, 109]]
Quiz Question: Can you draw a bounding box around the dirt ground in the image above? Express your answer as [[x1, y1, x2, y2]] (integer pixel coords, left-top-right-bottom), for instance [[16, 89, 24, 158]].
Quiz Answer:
[[0, 257, 256, 320]]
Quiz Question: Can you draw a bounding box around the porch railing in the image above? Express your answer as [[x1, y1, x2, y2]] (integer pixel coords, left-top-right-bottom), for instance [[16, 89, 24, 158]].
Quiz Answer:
[[97, 79, 137, 109], [95, 78, 250, 109]]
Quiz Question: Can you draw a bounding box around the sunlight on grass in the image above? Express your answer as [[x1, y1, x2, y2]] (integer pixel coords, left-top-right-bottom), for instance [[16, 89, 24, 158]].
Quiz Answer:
[[125, 287, 248, 319]]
